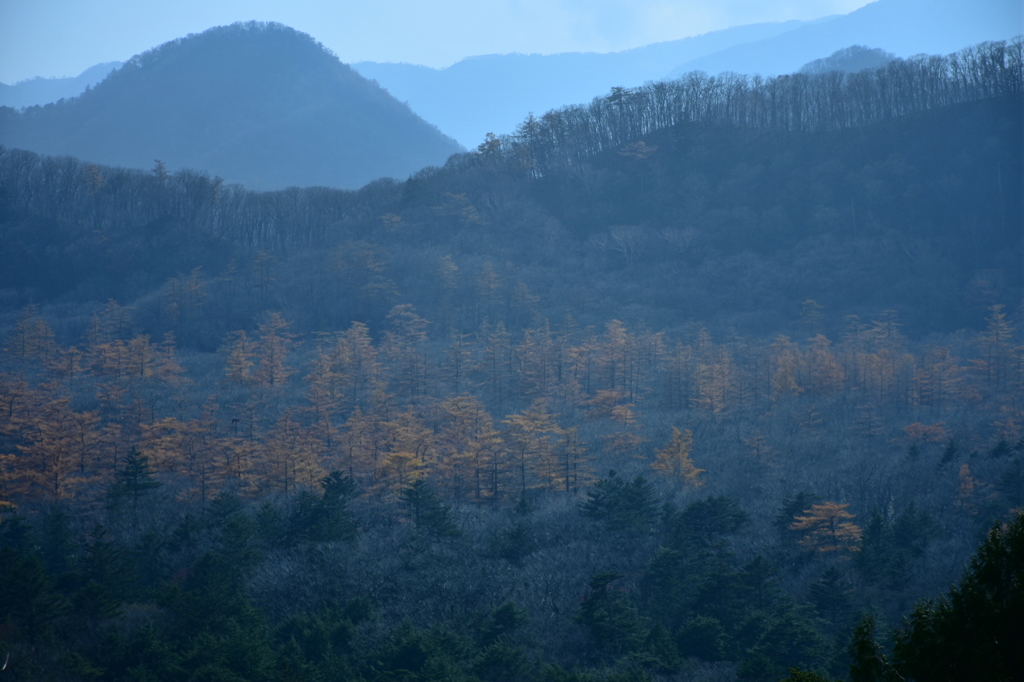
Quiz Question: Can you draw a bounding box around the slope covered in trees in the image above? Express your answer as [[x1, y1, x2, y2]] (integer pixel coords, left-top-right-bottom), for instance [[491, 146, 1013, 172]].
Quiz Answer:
[[0, 22, 463, 190], [0, 37, 1021, 682], [1, 39, 1019, 339], [799, 47, 895, 75]]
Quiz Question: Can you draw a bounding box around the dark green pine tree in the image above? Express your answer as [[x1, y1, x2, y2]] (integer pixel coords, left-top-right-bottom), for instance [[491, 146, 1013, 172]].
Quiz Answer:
[[73, 525, 136, 622], [848, 615, 897, 682], [580, 470, 660, 534], [892, 512, 1024, 681], [286, 471, 359, 545], [669, 495, 750, 549], [319, 470, 359, 540], [997, 456, 1024, 509], [490, 521, 538, 566], [108, 449, 161, 524], [0, 545, 67, 641], [676, 615, 728, 661], [576, 573, 649, 661], [938, 438, 960, 468], [400, 479, 460, 537], [856, 511, 893, 585], [478, 601, 528, 647], [40, 506, 77, 576], [807, 567, 853, 627]]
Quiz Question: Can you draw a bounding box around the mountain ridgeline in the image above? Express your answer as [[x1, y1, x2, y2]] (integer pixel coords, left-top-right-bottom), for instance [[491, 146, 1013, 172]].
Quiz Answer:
[[355, 0, 1021, 147], [1, 38, 1019, 340], [352, 18, 821, 148], [0, 62, 123, 109], [799, 46, 895, 75], [472, 38, 1022, 177], [665, 0, 1021, 79], [0, 22, 463, 190]]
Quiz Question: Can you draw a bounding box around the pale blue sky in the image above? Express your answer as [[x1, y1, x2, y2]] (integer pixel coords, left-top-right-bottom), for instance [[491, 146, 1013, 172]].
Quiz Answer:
[[0, 0, 873, 84]]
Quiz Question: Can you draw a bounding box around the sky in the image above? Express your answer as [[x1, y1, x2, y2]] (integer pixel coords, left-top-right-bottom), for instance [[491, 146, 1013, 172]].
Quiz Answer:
[[0, 0, 875, 84]]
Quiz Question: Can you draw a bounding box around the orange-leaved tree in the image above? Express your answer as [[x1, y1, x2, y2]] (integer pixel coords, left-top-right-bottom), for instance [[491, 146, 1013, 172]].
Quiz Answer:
[[304, 344, 344, 453], [376, 407, 432, 498], [790, 501, 863, 554], [254, 313, 295, 389], [651, 427, 704, 488], [770, 335, 803, 401], [434, 396, 503, 501], [224, 330, 256, 385], [503, 399, 563, 497]]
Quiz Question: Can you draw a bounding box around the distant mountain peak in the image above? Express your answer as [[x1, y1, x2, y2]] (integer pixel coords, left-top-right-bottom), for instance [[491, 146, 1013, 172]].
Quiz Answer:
[[0, 22, 463, 189], [0, 62, 122, 109], [799, 45, 896, 74], [666, 0, 1020, 78]]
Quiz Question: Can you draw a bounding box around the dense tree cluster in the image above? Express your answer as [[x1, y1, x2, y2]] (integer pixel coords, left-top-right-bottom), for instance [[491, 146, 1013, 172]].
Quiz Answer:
[[479, 38, 1022, 176], [0, 293, 1021, 679], [798, 46, 896, 77], [0, 36, 1021, 682], [2, 301, 1021, 510], [1, 93, 1019, 339]]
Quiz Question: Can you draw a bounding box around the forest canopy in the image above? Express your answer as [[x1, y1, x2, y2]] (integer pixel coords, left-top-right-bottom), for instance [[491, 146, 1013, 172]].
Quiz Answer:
[[0, 36, 1021, 682]]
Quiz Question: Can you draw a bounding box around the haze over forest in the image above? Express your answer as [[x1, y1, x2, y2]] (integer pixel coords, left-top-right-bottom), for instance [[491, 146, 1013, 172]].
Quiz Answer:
[[0, 2, 1022, 681]]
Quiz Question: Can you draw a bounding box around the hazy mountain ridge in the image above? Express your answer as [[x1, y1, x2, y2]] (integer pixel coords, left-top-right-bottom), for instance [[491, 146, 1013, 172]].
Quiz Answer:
[[0, 61, 123, 109], [353, 18, 821, 147], [8, 0, 1013, 151], [356, 0, 1019, 147], [799, 46, 896, 74], [0, 22, 463, 190], [668, 0, 1022, 77]]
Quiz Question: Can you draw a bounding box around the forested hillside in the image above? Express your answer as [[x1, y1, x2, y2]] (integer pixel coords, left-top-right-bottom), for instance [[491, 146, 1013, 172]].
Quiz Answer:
[[0, 37, 1021, 682], [798, 47, 894, 75], [0, 22, 463, 190]]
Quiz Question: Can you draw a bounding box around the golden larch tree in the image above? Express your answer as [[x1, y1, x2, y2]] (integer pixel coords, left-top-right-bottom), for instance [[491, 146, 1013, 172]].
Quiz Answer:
[[376, 407, 432, 498], [770, 335, 803, 401], [651, 427, 704, 487], [790, 501, 863, 554], [12, 384, 102, 502], [126, 335, 156, 380], [803, 334, 845, 396], [304, 344, 344, 453], [434, 395, 503, 501], [334, 322, 381, 409], [911, 345, 962, 410], [602, 401, 648, 462], [955, 463, 980, 515], [544, 427, 592, 495], [6, 305, 57, 361], [502, 399, 563, 497], [257, 410, 325, 496], [254, 313, 295, 389], [224, 330, 256, 385], [974, 304, 1016, 392], [155, 332, 186, 385]]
